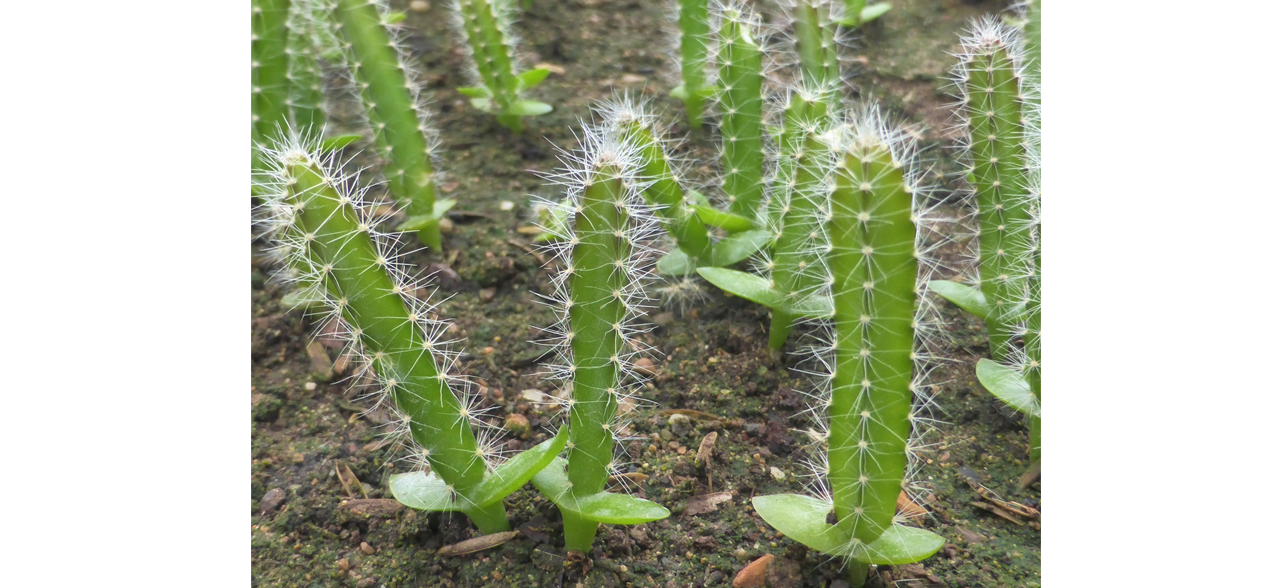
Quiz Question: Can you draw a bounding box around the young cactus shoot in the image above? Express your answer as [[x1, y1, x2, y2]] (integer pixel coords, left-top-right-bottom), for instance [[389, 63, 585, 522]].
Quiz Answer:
[[255, 132, 566, 535], [669, 0, 714, 129], [329, 0, 452, 250], [530, 124, 670, 554], [751, 106, 944, 586], [712, 1, 767, 222], [450, 0, 553, 132]]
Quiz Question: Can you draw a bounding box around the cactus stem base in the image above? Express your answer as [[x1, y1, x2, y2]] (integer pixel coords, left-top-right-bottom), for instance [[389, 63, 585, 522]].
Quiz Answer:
[[562, 509, 599, 554], [463, 500, 511, 535]]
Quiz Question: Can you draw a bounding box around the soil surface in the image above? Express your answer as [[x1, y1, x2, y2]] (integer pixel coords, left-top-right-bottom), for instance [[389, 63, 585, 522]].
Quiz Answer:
[[251, 0, 1041, 586]]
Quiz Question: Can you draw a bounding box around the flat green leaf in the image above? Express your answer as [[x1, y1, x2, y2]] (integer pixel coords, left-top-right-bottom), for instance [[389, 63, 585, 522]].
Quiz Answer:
[[697, 268, 783, 308], [469, 97, 494, 113], [515, 68, 551, 93], [466, 427, 569, 507], [320, 134, 363, 152], [855, 525, 944, 565], [280, 289, 327, 310], [669, 84, 690, 100], [384, 10, 406, 24], [531, 458, 669, 525], [389, 471, 461, 512], [457, 86, 492, 99], [751, 494, 850, 556], [782, 294, 834, 318], [505, 100, 553, 117], [976, 359, 1040, 417], [396, 199, 456, 232], [694, 205, 756, 232], [576, 492, 670, 525], [859, 3, 892, 23], [711, 229, 771, 266], [656, 249, 694, 275], [927, 280, 990, 319]]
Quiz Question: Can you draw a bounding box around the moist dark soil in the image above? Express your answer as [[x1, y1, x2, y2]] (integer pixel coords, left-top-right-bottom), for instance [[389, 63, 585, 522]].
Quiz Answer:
[[251, 0, 1041, 586]]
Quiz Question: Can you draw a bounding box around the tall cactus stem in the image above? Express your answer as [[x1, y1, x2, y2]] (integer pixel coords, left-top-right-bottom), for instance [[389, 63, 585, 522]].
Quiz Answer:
[[258, 135, 508, 533], [673, 0, 712, 129], [714, 2, 766, 221], [252, 0, 291, 170], [333, 0, 443, 249], [958, 19, 1031, 361]]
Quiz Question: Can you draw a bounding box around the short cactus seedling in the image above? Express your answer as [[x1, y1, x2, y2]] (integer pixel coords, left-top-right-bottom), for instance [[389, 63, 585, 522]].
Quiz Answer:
[[529, 123, 671, 554], [326, 0, 452, 251], [837, 0, 892, 28], [252, 0, 291, 166], [668, 0, 715, 129], [751, 105, 945, 586], [255, 131, 567, 535], [450, 0, 553, 133], [927, 17, 1040, 472], [785, 0, 845, 88], [699, 81, 839, 349], [596, 96, 773, 277]]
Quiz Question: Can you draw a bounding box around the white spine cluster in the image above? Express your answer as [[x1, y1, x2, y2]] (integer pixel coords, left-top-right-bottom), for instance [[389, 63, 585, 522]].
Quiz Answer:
[[254, 131, 503, 476], [530, 119, 665, 487]]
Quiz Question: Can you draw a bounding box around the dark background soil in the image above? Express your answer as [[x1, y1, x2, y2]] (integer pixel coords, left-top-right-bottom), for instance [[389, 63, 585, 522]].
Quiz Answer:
[[251, 0, 1041, 586]]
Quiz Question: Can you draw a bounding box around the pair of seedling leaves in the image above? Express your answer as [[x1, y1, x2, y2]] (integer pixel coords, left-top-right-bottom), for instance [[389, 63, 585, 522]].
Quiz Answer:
[[389, 427, 668, 526], [753, 495, 944, 566], [535, 186, 774, 276], [457, 68, 554, 127], [927, 281, 1041, 419]]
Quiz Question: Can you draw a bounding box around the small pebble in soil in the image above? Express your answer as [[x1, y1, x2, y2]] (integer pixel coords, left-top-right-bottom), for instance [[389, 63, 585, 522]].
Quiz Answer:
[[409, 0, 429, 11], [304, 381, 316, 391], [360, 542, 375, 555]]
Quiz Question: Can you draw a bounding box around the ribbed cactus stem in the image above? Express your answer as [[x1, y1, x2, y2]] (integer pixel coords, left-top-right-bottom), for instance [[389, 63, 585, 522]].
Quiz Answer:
[[285, 0, 326, 131], [674, 0, 711, 129], [333, 0, 443, 249], [458, 0, 519, 122], [263, 138, 506, 533], [715, 2, 766, 221], [252, 0, 291, 167], [792, 0, 841, 87], [826, 114, 918, 585], [961, 20, 1031, 361], [611, 111, 714, 266], [767, 86, 833, 348]]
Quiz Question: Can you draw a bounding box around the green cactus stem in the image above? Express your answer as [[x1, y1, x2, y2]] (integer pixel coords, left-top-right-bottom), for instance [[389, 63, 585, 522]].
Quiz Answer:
[[790, 0, 841, 88], [451, 0, 553, 133], [256, 133, 565, 535], [253, 0, 291, 171], [751, 106, 943, 586], [331, 0, 450, 250], [699, 82, 837, 349], [669, 0, 713, 129], [714, 1, 766, 221], [530, 129, 670, 554], [285, 0, 327, 132]]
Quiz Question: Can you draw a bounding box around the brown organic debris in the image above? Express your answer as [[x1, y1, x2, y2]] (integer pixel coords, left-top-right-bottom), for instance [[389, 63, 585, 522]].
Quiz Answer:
[[339, 499, 403, 518], [336, 464, 367, 499], [436, 531, 521, 556], [733, 553, 774, 588], [695, 431, 718, 467], [658, 408, 723, 422], [684, 491, 733, 516], [896, 491, 928, 520]]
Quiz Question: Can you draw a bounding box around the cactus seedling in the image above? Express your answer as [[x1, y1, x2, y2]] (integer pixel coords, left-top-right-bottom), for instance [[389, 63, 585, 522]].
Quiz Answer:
[[669, 0, 715, 129], [751, 106, 945, 586], [529, 123, 670, 554], [786, 0, 844, 88], [699, 81, 838, 349], [837, 0, 892, 27], [596, 97, 773, 277], [326, 0, 452, 250], [252, 0, 292, 173], [255, 131, 566, 534], [450, 0, 553, 133]]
